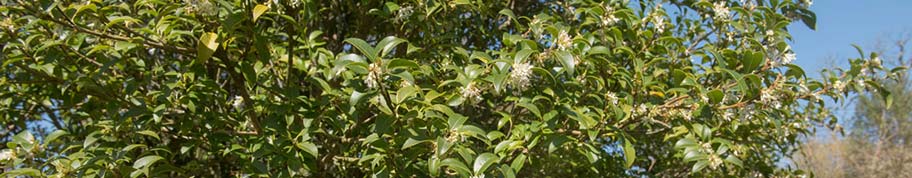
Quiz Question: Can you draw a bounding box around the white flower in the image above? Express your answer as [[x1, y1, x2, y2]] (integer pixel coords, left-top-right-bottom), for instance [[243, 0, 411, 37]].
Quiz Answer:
[[575, 75, 586, 84], [712, 2, 731, 20], [856, 79, 866, 89], [740, 105, 756, 120], [231, 96, 245, 109], [602, 15, 620, 26], [0, 18, 14, 31], [681, 110, 692, 121], [810, 92, 821, 102], [722, 111, 734, 121], [290, 0, 302, 8], [537, 50, 551, 63], [761, 91, 781, 108], [653, 16, 666, 33], [766, 30, 776, 41], [0, 149, 12, 161], [781, 52, 796, 65], [606, 92, 619, 105], [801, 0, 813, 7], [510, 62, 534, 90], [702, 142, 714, 153], [635, 104, 648, 116], [601, 5, 621, 26], [833, 80, 846, 92], [462, 82, 483, 101], [556, 30, 573, 50], [365, 63, 383, 89], [708, 154, 723, 169], [395, 6, 414, 22]]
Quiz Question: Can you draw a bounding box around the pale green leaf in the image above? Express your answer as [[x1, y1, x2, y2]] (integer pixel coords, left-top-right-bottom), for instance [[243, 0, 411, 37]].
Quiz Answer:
[[252, 4, 269, 22]]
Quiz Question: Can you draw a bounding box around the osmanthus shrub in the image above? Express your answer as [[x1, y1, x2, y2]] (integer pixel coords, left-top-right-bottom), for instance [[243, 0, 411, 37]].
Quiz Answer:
[[0, 0, 903, 177]]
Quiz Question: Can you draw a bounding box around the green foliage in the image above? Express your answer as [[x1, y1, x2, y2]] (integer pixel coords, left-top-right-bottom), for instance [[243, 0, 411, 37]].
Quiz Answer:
[[0, 0, 899, 177]]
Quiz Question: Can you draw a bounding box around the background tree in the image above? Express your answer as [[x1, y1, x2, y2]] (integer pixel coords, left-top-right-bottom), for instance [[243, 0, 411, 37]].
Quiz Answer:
[[795, 34, 912, 178], [0, 0, 901, 177]]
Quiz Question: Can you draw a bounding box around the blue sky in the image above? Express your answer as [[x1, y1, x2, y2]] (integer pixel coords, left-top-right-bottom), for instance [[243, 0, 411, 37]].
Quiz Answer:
[[788, 0, 912, 128], [789, 0, 912, 76]]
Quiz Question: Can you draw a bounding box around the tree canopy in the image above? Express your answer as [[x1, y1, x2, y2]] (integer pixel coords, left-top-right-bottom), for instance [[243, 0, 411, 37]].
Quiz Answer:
[[0, 0, 904, 177]]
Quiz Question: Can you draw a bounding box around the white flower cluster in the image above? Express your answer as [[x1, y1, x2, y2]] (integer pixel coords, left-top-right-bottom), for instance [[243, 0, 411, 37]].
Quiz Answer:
[[291, 0, 302, 8], [601, 5, 621, 26], [510, 62, 533, 90], [653, 15, 666, 33], [0, 149, 12, 161], [556, 30, 573, 50], [761, 90, 782, 109], [801, 0, 814, 7], [606, 92, 619, 105], [0, 18, 14, 31], [395, 6, 414, 22], [185, 0, 217, 16], [232, 96, 245, 110], [635, 104, 649, 117], [566, 4, 577, 15], [765, 30, 776, 41], [832, 80, 846, 92], [712, 2, 731, 20], [740, 104, 757, 120], [462, 82, 483, 101], [365, 63, 383, 89], [781, 52, 797, 65], [708, 154, 723, 169], [767, 47, 797, 67], [536, 50, 551, 63], [673, 109, 692, 121], [722, 110, 734, 121], [725, 32, 736, 42]]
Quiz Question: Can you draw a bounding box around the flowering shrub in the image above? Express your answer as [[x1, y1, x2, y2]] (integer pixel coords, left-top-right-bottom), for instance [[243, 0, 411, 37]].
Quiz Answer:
[[0, 0, 903, 177]]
